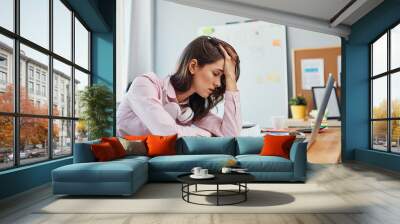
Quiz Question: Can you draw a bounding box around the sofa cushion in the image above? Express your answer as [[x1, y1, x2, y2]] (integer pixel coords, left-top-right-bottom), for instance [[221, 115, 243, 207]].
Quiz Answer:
[[73, 139, 101, 163], [236, 155, 293, 172], [148, 154, 235, 172], [52, 158, 147, 183], [177, 137, 236, 155], [114, 155, 150, 164], [235, 137, 264, 155]]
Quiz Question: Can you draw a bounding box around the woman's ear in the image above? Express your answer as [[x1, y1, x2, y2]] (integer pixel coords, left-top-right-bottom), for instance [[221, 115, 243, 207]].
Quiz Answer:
[[188, 59, 198, 75]]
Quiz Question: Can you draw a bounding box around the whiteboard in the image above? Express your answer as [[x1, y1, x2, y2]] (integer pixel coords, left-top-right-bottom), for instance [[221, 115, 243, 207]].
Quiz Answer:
[[198, 21, 288, 128]]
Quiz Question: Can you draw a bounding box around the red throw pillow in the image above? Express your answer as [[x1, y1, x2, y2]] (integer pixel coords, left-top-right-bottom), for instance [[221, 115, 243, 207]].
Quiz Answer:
[[91, 142, 118, 161], [259, 134, 296, 159], [101, 137, 127, 158], [146, 134, 177, 157]]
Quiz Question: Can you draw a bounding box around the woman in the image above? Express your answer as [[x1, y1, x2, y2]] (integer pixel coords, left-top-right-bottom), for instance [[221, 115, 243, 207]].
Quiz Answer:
[[117, 36, 242, 137]]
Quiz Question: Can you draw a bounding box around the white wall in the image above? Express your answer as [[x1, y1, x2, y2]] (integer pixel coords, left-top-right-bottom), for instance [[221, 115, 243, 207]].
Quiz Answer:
[[155, 0, 247, 77], [117, 0, 154, 104]]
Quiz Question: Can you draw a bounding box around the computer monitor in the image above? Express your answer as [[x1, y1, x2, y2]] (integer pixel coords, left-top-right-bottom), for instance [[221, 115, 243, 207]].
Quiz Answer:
[[307, 74, 335, 149]]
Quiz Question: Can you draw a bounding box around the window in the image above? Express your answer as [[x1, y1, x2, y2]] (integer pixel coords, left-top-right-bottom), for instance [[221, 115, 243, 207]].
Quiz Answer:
[[0, 0, 91, 170], [370, 23, 400, 154], [0, 0, 14, 31], [0, 34, 13, 113], [0, 55, 7, 67], [53, 119, 72, 158], [20, 0, 49, 49], [53, 0, 72, 60], [35, 70, 41, 81], [0, 70, 7, 92], [28, 81, 34, 94], [0, 54, 8, 89], [41, 73, 46, 83], [42, 85, 46, 97], [0, 116, 13, 170], [75, 18, 89, 70], [28, 67, 34, 80], [53, 59, 72, 117], [0, 71, 6, 85], [74, 69, 89, 118], [36, 83, 40, 95]]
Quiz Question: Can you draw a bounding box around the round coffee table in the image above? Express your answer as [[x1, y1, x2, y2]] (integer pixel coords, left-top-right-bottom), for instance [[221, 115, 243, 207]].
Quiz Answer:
[[177, 173, 255, 206]]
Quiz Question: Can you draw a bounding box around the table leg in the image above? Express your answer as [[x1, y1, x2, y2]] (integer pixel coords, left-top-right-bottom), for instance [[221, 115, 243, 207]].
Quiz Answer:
[[245, 183, 247, 201], [217, 184, 219, 206], [195, 184, 197, 192], [181, 184, 183, 199], [187, 184, 190, 202]]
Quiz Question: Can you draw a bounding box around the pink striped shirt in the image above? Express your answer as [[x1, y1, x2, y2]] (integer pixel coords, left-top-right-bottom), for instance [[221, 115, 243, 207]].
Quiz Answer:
[[116, 73, 242, 138]]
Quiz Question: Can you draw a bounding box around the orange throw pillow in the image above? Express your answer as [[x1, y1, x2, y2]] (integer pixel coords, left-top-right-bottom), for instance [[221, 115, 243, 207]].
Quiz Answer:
[[91, 142, 118, 161], [101, 137, 127, 158], [259, 134, 296, 159], [146, 134, 177, 157]]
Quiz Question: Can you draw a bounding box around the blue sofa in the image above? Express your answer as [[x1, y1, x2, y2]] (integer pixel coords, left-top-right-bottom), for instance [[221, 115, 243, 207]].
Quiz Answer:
[[52, 137, 307, 196]]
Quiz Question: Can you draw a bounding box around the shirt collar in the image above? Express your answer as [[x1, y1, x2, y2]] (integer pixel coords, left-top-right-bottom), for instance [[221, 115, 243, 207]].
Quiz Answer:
[[163, 75, 178, 102], [163, 75, 190, 105]]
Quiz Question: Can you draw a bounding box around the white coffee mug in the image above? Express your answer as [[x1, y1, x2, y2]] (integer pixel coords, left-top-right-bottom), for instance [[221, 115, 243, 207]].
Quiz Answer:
[[191, 167, 202, 176], [221, 167, 232, 174], [271, 116, 287, 130], [200, 169, 208, 176]]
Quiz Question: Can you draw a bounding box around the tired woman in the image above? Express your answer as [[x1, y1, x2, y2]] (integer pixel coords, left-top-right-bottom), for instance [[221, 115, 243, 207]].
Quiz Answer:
[[116, 36, 242, 137]]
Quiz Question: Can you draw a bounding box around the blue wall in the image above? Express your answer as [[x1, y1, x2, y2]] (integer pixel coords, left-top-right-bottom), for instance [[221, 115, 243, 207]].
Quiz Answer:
[[343, 0, 400, 171], [0, 0, 116, 200], [0, 158, 72, 199], [92, 32, 115, 135]]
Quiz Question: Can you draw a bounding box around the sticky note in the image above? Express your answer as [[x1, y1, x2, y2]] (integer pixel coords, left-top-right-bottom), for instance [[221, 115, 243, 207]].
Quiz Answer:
[[272, 39, 281, 47], [201, 27, 215, 35]]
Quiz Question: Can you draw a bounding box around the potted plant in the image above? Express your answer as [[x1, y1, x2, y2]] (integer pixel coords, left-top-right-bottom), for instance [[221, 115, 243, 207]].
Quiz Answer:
[[79, 84, 114, 140], [289, 96, 307, 119]]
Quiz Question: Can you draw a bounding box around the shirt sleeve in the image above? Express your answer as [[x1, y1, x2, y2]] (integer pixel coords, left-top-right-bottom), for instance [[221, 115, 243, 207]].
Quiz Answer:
[[193, 90, 242, 137], [126, 76, 212, 137]]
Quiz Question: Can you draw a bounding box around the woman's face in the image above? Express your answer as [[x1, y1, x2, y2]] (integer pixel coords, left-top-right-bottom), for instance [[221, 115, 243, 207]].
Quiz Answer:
[[190, 59, 224, 98]]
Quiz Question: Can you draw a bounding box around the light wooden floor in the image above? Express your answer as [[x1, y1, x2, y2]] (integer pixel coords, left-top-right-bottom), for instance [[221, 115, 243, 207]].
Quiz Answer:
[[1, 162, 400, 224], [307, 127, 342, 164]]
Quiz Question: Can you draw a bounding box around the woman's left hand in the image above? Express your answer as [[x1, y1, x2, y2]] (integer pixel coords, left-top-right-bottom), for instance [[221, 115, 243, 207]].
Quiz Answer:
[[218, 45, 238, 91]]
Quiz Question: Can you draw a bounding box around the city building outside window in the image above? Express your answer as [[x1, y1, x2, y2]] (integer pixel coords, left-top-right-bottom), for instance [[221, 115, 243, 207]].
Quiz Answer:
[[42, 85, 46, 97], [0, 71, 7, 87], [28, 67, 34, 80], [370, 22, 400, 154], [0, 0, 91, 170], [36, 83, 40, 95], [28, 81, 34, 94]]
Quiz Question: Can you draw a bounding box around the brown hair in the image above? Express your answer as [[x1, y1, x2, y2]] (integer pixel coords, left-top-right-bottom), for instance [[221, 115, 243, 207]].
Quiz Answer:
[[170, 36, 240, 121]]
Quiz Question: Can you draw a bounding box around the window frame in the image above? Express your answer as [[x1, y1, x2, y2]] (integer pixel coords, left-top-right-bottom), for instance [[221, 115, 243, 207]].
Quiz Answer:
[[0, 0, 92, 171], [370, 21, 400, 154]]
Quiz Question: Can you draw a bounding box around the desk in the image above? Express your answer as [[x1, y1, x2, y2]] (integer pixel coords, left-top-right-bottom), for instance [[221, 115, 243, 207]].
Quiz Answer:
[[241, 119, 342, 164], [288, 119, 341, 164]]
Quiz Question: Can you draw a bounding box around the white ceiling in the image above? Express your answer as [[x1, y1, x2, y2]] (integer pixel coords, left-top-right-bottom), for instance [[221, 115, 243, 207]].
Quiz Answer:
[[166, 0, 384, 37], [225, 0, 353, 23]]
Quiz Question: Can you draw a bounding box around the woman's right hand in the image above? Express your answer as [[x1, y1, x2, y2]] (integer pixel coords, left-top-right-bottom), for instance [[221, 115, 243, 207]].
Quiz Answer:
[[218, 44, 238, 91]]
